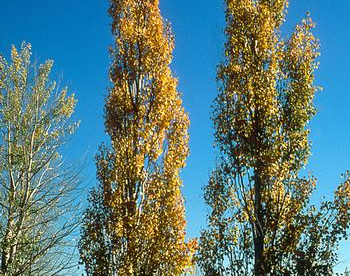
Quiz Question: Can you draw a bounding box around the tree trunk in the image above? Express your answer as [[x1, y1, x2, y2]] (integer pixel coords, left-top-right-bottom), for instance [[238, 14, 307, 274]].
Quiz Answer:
[[254, 172, 264, 276]]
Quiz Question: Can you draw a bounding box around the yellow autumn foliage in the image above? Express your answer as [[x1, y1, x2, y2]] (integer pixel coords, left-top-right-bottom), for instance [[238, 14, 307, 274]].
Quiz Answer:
[[79, 0, 196, 275]]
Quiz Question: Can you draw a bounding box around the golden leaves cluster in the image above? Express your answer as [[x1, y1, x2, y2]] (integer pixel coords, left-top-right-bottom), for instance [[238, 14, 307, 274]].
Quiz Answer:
[[80, 0, 195, 275], [198, 0, 332, 274]]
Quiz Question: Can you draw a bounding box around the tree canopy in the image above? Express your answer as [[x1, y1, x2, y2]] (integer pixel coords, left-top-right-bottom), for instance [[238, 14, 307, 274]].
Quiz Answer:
[[197, 0, 350, 275], [79, 0, 196, 275]]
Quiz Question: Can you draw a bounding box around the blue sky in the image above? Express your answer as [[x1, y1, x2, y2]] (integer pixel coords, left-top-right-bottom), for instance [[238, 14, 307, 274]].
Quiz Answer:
[[1, 0, 349, 271]]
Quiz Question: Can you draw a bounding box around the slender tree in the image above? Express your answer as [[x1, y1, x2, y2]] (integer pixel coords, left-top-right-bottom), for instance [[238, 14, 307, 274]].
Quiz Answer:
[[79, 0, 196, 275], [0, 43, 80, 276], [197, 0, 350, 275]]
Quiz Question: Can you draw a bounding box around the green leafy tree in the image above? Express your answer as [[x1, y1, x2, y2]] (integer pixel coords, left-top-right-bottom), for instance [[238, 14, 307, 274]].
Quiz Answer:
[[0, 43, 80, 276], [78, 0, 196, 275], [197, 0, 350, 275]]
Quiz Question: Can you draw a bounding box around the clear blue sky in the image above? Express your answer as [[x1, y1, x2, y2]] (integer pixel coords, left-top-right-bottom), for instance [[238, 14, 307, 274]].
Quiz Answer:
[[1, 0, 349, 272]]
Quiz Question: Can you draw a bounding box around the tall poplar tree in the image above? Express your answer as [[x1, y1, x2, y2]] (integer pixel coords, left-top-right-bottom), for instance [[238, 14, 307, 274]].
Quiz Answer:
[[79, 0, 196, 275], [198, 0, 350, 275]]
